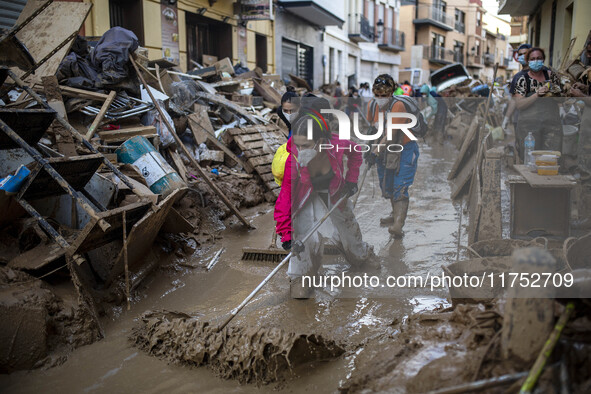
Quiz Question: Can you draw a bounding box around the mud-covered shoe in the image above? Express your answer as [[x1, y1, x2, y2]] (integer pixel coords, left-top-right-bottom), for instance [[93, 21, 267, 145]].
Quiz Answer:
[[290, 277, 313, 299], [379, 199, 396, 226], [388, 199, 409, 238], [379, 214, 394, 225]]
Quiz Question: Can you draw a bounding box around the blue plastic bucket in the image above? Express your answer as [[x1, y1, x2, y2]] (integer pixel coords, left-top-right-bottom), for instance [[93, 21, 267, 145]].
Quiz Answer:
[[116, 136, 185, 196]]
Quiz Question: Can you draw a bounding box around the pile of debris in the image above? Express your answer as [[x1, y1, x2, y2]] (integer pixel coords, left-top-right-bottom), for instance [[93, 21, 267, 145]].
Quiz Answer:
[[0, 0, 307, 371]]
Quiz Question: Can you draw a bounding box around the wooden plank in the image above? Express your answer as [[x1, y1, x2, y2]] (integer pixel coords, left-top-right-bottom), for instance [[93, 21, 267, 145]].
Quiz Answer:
[[161, 208, 195, 234], [289, 73, 312, 91], [248, 154, 274, 167], [168, 148, 188, 183], [8, 241, 66, 270], [478, 153, 502, 241], [256, 164, 272, 174], [86, 91, 116, 140], [450, 152, 476, 200], [42, 75, 77, 156], [108, 190, 181, 284], [243, 148, 268, 159], [188, 113, 253, 173], [253, 79, 281, 106], [235, 133, 264, 143], [195, 92, 260, 125], [448, 117, 479, 180], [259, 173, 275, 183], [58, 86, 110, 101], [14, 1, 92, 84], [513, 165, 577, 188], [188, 112, 211, 145], [98, 126, 157, 142], [468, 168, 481, 245], [236, 139, 265, 151], [266, 181, 281, 191]]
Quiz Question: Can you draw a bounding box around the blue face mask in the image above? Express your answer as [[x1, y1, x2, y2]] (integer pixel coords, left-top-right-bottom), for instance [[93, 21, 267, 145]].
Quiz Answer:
[[517, 54, 527, 65], [529, 60, 544, 72]]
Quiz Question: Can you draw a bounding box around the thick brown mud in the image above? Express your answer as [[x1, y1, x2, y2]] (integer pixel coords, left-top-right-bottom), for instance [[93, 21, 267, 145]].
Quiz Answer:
[[132, 310, 344, 385]]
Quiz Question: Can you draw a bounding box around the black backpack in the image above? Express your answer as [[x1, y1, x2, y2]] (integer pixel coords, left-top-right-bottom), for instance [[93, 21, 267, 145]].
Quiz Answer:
[[370, 96, 428, 139]]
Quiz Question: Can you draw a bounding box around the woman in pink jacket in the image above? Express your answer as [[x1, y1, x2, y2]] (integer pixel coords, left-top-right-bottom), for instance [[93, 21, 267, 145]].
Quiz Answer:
[[274, 112, 374, 298]]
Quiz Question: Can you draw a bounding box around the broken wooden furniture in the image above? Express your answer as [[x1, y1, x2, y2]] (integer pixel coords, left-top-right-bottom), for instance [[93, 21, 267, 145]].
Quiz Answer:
[[5, 69, 136, 191], [129, 55, 253, 228], [0, 108, 109, 233], [508, 165, 577, 239]]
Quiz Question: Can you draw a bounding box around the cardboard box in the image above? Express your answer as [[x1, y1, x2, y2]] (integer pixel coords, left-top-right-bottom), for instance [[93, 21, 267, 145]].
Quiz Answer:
[[214, 57, 234, 75], [202, 54, 218, 67]]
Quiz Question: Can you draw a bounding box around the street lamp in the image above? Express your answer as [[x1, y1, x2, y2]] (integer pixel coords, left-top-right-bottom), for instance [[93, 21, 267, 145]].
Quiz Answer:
[[376, 19, 384, 41]]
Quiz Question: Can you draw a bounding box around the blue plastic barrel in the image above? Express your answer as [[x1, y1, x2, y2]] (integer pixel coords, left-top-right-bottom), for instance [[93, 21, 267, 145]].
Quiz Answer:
[[116, 136, 185, 196]]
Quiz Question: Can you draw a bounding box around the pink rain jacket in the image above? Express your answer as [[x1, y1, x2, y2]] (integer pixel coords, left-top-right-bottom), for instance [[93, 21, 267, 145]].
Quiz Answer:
[[273, 133, 362, 243]]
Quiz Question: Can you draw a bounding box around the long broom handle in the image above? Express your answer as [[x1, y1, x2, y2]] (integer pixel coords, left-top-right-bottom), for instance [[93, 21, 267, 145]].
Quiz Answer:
[[352, 164, 369, 208], [217, 194, 349, 331]]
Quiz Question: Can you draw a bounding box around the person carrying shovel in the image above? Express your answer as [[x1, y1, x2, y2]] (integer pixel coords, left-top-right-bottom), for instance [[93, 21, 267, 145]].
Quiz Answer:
[[274, 107, 375, 299]]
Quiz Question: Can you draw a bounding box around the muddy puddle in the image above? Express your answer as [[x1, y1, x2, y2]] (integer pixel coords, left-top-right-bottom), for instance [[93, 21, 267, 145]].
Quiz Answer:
[[0, 142, 464, 393]]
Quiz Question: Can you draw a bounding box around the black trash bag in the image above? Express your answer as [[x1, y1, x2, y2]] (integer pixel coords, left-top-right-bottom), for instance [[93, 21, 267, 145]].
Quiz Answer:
[[234, 62, 250, 75], [70, 35, 89, 57], [90, 27, 139, 86], [55, 52, 101, 90]]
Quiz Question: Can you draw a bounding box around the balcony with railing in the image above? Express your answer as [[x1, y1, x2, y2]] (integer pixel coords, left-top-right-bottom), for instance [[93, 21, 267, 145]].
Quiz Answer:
[[348, 14, 373, 43], [455, 21, 465, 33], [483, 53, 495, 66], [378, 28, 405, 52], [453, 51, 464, 64], [466, 53, 483, 68], [413, 5, 454, 31], [423, 45, 458, 64]]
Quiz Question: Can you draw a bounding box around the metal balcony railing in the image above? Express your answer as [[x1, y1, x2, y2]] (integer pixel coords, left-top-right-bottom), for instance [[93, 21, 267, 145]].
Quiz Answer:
[[425, 45, 456, 63], [415, 5, 454, 29], [467, 53, 482, 65], [348, 14, 373, 42], [378, 27, 405, 51], [454, 21, 465, 33], [453, 51, 464, 64]]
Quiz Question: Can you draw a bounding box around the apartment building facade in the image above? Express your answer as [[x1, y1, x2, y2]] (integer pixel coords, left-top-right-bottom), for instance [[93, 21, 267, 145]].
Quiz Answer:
[[499, 0, 591, 69], [398, 0, 484, 81], [74, 0, 275, 73], [322, 0, 403, 88], [482, 12, 517, 82]]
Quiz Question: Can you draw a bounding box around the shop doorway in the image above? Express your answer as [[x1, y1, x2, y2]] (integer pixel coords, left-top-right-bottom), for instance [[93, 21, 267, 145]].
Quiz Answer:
[[186, 12, 232, 69]]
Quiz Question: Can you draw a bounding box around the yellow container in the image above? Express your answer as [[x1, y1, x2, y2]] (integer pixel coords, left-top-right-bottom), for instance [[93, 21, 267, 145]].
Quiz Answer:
[[535, 154, 558, 166], [537, 165, 559, 176]]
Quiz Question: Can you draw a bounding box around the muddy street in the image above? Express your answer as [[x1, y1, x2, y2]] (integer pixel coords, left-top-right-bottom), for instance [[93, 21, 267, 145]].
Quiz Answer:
[[0, 142, 463, 393], [3, 0, 591, 391]]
